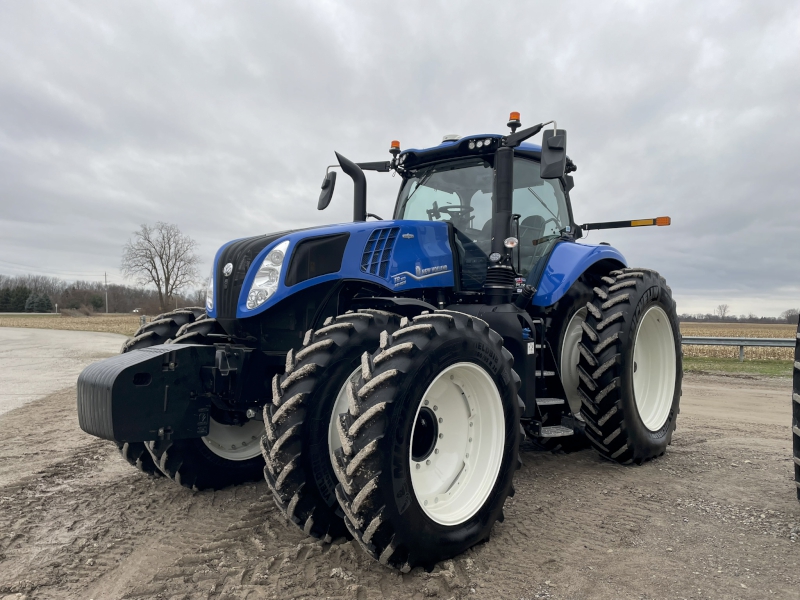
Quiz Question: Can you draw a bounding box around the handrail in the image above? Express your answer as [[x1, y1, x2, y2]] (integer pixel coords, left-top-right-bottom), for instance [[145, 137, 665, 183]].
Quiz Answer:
[[681, 336, 795, 361]]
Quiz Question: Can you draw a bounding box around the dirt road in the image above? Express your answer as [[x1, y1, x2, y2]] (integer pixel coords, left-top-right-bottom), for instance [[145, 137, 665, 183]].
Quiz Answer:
[[0, 332, 798, 599]]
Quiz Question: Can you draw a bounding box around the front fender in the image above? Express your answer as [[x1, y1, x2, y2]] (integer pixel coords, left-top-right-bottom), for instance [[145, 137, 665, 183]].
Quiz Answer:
[[532, 241, 626, 307]]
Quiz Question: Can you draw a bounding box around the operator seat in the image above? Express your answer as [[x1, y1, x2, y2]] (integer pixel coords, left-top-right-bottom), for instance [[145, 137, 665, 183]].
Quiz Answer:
[[518, 215, 546, 274]]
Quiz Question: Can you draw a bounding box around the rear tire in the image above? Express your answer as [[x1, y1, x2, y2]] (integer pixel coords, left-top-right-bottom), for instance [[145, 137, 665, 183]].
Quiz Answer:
[[262, 310, 401, 542], [577, 268, 682, 464], [333, 311, 522, 571]]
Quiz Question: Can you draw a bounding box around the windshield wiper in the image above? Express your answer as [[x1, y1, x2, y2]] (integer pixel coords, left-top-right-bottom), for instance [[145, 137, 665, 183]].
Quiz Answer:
[[531, 226, 574, 246], [404, 171, 435, 204], [527, 187, 560, 221]]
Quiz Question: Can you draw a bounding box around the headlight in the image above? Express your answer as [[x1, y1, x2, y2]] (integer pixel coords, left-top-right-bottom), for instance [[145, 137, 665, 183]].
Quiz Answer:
[[205, 267, 214, 310], [246, 240, 289, 310]]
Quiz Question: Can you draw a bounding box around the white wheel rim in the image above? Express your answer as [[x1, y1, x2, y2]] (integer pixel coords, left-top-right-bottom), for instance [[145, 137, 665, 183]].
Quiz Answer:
[[409, 362, 505, 526], [561, 307, 587, 415], [632, 305, 676, 431], [328, 367, 361, 468], [201, 417, 265, 460]]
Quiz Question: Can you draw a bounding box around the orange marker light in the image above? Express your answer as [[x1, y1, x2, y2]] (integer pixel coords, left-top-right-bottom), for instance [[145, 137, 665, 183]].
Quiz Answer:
[[390, 140, 400, 149], [509, 111, 520, 121], [656, 216, 671, 226]]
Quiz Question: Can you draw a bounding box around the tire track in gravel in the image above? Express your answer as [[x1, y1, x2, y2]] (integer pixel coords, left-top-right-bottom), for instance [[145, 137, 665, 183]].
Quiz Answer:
[[1, 373, 799, 599]]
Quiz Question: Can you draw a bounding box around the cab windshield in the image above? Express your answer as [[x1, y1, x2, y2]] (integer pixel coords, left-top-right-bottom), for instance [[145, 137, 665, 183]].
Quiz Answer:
[[396, 157, 571, 288]]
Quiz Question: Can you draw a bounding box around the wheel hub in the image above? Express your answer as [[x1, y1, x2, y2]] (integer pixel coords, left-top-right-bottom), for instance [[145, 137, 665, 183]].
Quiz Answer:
[[632, 305, 676, 431], [409, 362, 505, 526], [201, 417, 265, 460], [411, 407, 438, 462]]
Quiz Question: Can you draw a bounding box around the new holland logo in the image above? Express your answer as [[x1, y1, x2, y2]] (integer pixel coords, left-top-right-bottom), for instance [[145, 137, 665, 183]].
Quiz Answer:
[[415, 265, 448, 277], [391, 264, 451, 288]]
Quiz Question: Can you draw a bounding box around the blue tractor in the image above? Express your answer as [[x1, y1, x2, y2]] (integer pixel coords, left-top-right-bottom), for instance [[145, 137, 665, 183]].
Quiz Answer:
[[77, 113, 683, 571]]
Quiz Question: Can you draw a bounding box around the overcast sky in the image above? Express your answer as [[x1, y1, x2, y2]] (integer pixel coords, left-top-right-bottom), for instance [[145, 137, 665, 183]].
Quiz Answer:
[[1, 1, 798, 316]]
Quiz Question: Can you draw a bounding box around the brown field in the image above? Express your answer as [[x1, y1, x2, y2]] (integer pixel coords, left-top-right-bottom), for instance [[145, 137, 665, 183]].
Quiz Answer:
[[680, 322, 796, 360], [0, 313, 141, 336]]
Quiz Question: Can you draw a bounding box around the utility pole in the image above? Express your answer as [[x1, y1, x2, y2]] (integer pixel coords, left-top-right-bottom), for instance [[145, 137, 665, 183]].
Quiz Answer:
[[104, 272, 108, 314]]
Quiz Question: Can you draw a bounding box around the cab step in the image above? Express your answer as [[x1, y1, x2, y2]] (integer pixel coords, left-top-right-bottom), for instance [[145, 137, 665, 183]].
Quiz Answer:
[[536, 398, 565, 406], [535, 370, 556, 377], [540, 425, 574, 438]]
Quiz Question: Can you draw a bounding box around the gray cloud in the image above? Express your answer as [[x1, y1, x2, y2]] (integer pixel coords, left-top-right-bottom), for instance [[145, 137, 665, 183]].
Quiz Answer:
[[0, 1, 798, 315]]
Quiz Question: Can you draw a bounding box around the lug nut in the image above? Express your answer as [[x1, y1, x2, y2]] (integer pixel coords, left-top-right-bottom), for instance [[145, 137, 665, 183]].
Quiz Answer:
[[246, 408, 257, 418]]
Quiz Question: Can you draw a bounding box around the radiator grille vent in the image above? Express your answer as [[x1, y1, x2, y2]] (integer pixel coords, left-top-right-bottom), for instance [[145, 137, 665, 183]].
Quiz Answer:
[[361, 227, 400, 278]]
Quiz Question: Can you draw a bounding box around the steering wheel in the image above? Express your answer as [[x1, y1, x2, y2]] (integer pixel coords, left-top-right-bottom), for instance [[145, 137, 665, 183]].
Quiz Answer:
[[439, 205, 474, 216], [427, 202, 475, 220]]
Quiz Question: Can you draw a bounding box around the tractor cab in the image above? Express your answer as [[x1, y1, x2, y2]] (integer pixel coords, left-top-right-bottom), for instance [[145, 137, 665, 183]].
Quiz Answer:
[[393, 151, 573, 291]]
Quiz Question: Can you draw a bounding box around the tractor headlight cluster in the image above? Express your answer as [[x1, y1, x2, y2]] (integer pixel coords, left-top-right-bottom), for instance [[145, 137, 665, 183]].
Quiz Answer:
[[246, 240, 289, 310], [205, 267, 214, 311]]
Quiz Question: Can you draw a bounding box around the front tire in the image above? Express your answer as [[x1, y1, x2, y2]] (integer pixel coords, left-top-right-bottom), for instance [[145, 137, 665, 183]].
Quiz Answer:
[[333, 311, 522, 571], [578, 268, 682, 463], [261, 310, 401, 542]]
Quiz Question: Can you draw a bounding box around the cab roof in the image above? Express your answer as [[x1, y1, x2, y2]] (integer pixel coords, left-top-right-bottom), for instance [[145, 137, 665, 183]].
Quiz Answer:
[[397, 133, 542, 172]]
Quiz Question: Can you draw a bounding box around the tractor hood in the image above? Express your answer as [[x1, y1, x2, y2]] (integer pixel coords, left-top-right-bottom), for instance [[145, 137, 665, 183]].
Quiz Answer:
[[207, 220, 455, 320]]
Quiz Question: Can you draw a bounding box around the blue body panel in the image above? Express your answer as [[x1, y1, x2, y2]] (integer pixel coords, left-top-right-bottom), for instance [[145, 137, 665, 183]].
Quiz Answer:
[[218, 220, 454, 319], [532, 242, 627, 307]]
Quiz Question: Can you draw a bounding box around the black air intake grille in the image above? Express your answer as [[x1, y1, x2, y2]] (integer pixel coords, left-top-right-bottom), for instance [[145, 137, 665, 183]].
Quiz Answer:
[[361, 227, 399, 278], [285, 233, 350, 286]]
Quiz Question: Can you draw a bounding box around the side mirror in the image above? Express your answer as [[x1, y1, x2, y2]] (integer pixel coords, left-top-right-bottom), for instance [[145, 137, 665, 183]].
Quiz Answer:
[[318, 171, 337, 210], [540, 129, 567, 179]]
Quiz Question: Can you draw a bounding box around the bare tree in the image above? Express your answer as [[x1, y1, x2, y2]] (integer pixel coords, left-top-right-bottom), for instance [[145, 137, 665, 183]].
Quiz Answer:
[[121, 222, 200, 313], [715, 304, 730, 319], [780, 308, 799, 324]]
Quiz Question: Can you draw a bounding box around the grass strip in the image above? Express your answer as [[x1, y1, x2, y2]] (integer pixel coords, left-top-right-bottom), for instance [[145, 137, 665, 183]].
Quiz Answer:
[[683, 356, 792, 378]]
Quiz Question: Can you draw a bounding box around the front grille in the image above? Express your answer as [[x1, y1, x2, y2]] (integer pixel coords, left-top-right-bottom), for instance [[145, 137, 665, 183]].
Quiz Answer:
[[216, 233, 287, 318], [361, 227, 399, 278]]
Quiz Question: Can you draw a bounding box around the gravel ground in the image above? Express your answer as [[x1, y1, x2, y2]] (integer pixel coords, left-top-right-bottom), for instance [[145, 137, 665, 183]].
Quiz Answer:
[[0, 328, 125, 416], [0, 330, 798, 599]]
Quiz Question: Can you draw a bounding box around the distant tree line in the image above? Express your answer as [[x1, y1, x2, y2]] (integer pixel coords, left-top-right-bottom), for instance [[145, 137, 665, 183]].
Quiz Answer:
[[679, 308, 799, 325], [0, 273, 205, 315]]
